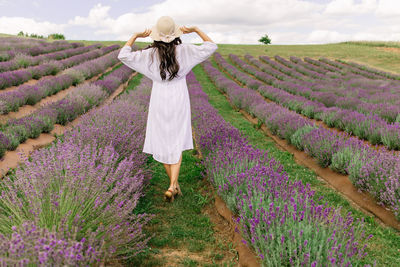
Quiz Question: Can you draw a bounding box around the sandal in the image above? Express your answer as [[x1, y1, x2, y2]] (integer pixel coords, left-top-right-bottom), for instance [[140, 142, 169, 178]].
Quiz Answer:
[[175, 183, 183, 196], [164, 186, 177, 202]]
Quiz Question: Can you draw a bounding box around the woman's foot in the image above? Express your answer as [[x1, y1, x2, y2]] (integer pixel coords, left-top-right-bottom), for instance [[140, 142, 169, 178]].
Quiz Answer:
[[175, 183, 183, 196], [164, 185, 177, 202]]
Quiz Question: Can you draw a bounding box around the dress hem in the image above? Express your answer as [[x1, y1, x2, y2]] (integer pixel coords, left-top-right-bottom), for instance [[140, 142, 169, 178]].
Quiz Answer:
[[143, 145, 194, 164]]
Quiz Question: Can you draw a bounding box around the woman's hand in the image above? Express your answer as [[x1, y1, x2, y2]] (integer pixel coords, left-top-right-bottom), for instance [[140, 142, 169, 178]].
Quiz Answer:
[[180, 26, 199, 34], [134, 28, 152, 38], [123, 29, 151, 47]]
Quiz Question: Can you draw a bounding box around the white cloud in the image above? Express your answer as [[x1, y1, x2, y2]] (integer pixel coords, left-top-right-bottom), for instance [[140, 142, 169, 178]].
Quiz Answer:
[[67, 0, 324, 43], [64, 0, 400, 44], [1, 0, 400, 44], [307, 30, 351, 44], [324, 0, 378, 15], [376, 0, 400, 17], [0, 0, 11, 6], [0, 16, 66, 36], [69, 4, 114, 28]]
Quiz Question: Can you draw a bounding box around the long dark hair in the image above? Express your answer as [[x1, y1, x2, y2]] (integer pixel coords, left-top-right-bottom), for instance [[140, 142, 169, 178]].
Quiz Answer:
[[143, 37, 182, 81]]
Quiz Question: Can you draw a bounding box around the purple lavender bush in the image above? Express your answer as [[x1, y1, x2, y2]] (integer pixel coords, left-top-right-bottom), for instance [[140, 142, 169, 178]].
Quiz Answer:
[[203, 56, 400, 219], [0, 45, 119, 90], [0, 73, 153, 265], [0, 48, 120, 115], [221, 53, 400, 150], [1, 65, 133, 157], [0, 221, 102, 266], [188, 68, 372, 266]]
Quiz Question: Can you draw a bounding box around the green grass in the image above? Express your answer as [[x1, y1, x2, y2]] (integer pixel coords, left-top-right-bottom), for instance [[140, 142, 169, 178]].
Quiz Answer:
[[118, 72, 143, 95], [122, 74, 238, 267], [192, 63, 400, 266], [97, 62, 123, 80], [0, 33, 15, 37], [124, 152, 238, 266], [340, 41, 400, 48], [68, 39, 127, 46]]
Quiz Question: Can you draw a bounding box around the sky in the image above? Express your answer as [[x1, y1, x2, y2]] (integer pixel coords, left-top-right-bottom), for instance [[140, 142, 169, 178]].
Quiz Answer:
[[0, 0, 399, 44]]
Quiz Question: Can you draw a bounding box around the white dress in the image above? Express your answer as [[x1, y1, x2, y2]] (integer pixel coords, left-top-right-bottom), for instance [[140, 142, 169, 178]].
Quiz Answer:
[[117, 41, 218, 164]]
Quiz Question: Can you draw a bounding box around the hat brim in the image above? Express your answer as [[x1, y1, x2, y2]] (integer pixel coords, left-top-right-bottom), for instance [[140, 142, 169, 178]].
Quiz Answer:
[[150, 24, 183, 43]]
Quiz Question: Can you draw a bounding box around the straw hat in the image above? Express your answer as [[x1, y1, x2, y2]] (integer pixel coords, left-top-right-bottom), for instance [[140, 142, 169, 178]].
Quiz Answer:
[[150, 16, 183, 43]]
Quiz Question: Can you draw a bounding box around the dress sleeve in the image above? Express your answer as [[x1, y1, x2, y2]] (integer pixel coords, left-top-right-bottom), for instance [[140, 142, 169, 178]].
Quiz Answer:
[[117, 46, 149, 76], [185, 41, 218, 68]]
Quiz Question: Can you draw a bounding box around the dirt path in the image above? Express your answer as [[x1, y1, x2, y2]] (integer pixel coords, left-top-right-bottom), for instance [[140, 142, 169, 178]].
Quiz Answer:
[[0, 72, 136, 179], [123, 129, 240, 266], [2, 79, 40, 93], [210, 60, 400, 231]]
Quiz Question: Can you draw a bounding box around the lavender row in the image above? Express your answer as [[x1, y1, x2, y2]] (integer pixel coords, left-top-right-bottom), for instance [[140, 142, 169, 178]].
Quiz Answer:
[[226, 53, 400, 149], [333, 58, 399, 80], [0, 38, 83, 61], [318, 58, 387, 80], [202, 58, 400, 222], [303, 57, 343, 73], [246, 54, 400, 120], [290, 56, 400, 93], [260, 54, 400, 100], [0, 36, 48, 49], [289, 56, 328, 75], [223, 53, 400, 201], [291, 55, 350, 78], [262, 83, 400, 150], [261, 55, 324, 81], [259, 55, 308, 81], [0, 43, 102, 72], [0, 44, 120, 90], [214, 53, 263, 89], [0, 37, 62, 50], [0, 48, 121, 116], [0, 62, 134, 159], [304, 57, 400, 98], [244, 54, 297, 81], [187, 69, 371, 266], [224, 54, 277, 86], [274, 55, 327, 80], [284, 55, 380, 81], [336, 59, 400, 80], [0, 71, 153, 265]]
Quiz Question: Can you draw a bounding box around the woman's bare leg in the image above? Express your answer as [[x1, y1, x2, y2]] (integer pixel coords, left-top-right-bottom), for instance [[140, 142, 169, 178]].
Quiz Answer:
[[170, 153, 182, 189], [163, 163, 172, 181]]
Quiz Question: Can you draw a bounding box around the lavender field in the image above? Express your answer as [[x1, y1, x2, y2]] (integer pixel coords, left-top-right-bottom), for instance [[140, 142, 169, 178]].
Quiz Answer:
[[0, 35, 400, 266], [208, 52, 400, 221]]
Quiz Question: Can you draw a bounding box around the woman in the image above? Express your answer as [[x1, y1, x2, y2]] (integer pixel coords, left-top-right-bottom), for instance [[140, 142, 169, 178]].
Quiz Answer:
[[118, 16, 218, 202]]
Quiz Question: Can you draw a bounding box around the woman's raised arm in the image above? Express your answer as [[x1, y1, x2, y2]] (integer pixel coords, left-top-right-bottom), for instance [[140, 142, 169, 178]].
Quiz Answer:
[[180, 26, 215, 43], [123, 29, 152, 47]]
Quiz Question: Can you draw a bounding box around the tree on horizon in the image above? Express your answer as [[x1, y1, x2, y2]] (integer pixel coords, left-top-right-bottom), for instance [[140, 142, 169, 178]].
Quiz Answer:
[[259, 34, 271, 45]]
